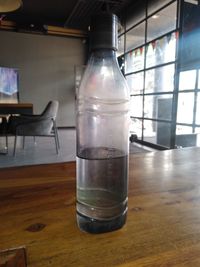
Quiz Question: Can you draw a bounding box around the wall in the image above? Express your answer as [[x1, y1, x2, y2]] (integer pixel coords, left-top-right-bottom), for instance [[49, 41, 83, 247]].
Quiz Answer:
[[0, 30, 86, 126]]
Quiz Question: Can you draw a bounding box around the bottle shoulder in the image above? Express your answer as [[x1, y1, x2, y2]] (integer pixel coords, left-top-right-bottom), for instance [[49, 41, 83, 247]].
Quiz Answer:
[[78, 65, 130, 101]]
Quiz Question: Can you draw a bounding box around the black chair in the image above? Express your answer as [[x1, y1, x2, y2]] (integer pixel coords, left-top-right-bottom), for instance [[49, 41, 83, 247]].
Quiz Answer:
[[8, 101, 60, 156], [0, 116, 8, 154]]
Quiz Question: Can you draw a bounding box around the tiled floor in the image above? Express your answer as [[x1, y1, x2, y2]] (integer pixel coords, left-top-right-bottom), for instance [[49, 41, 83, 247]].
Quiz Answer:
[[0, 129, 152, 169]]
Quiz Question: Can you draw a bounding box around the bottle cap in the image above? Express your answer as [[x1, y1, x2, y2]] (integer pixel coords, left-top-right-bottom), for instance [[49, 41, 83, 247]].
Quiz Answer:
[[89, 13, 118, 51]]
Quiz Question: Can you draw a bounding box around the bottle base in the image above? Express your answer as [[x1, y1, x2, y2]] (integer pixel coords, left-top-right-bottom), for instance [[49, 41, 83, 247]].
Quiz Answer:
[[76, 211, 127, 234]]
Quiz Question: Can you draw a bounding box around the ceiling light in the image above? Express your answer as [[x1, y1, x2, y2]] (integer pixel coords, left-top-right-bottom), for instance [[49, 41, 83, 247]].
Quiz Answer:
[[0, 0, 22, 13], [152, 15, 159, 19]]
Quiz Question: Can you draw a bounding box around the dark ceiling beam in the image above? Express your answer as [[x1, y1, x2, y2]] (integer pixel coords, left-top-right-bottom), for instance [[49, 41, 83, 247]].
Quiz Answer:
[[47, 25, 87, 37], [0, 19, 87, 38]]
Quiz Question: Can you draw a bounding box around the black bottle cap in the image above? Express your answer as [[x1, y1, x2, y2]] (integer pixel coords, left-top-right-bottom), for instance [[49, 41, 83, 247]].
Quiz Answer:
[[89, 13, 118, 51]]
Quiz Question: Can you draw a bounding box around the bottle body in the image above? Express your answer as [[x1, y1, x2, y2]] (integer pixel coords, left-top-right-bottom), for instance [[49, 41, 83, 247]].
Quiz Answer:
[[76, 50, 130, 233]]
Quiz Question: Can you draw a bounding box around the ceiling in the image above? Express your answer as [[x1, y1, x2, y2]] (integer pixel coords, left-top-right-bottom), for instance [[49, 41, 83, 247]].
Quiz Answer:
[[0, 0, 139, 33]]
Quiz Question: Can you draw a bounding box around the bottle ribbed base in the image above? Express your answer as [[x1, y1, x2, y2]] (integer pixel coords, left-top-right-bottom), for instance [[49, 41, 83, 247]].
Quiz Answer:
[[76, 211, 127, 234]]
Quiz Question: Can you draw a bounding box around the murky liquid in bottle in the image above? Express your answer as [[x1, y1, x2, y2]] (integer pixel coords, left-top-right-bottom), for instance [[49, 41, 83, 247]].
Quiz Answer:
[[76, 147, 128, 234]]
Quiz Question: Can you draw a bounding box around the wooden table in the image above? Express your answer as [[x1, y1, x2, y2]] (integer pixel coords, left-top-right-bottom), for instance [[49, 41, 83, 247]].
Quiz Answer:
[[1, 147, 200, 266], [0, 103, 33, 115]]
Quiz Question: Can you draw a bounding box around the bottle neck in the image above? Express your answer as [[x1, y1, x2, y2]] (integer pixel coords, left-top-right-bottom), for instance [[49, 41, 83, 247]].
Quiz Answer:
[[90, 49, 117, 58]]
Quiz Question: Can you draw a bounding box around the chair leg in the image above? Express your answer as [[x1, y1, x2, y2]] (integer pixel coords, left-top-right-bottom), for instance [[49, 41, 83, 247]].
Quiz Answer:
[[55, 128, 60, 149], [53, 120, 60, 149], [54, 134, 59, 154], [23, 136, 25, 149], [13, 135, 17, 156], [6, 134, 8, 152]]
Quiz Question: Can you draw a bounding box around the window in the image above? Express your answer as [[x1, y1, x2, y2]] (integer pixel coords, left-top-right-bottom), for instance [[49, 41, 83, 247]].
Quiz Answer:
[[146, 32, 176, 68], [126, 72, 144, 95], [143, 120, 172, 147], [177, 92, 194, 124], [147, 2, 177, 42], [195, 93, 200, 124], [125, 47, 144, 73], [144, 95, 173, 120], [130, 96, 143, 117], [121, 0, 200, 149], [179, 70, 196, 90], [125, 22, 145, 52], [123, 0, 178, 149], [130, 118, 142, 139], [148, 0, 174, 16], [145, 64, 175, 93]]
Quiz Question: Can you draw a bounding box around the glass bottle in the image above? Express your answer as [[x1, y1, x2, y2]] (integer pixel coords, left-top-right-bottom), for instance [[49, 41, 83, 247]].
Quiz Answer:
[[76, 13, 130, 234]]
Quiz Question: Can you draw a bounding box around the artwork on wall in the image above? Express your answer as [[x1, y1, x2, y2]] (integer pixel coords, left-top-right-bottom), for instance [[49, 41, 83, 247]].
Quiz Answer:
[[0, 66, 19, 103]]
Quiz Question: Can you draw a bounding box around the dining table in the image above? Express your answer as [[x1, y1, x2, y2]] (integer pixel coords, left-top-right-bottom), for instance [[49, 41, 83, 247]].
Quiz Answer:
[[1, 147, 200, 266], [0, 103, 33, 115]]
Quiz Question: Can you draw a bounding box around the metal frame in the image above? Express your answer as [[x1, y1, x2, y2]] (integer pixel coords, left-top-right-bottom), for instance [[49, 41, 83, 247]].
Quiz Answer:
[[119, 0, 200, 150], [13, 118, 60, 156], [120, 0, 180, 150]]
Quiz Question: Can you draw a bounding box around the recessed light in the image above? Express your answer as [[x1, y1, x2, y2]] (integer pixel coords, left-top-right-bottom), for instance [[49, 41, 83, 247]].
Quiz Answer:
[[152, 15, 159, 19]]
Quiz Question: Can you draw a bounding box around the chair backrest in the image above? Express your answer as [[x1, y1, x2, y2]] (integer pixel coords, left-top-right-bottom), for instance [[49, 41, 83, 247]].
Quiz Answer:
[[41, 101, 59, 119], [7, 101, 59, 136]]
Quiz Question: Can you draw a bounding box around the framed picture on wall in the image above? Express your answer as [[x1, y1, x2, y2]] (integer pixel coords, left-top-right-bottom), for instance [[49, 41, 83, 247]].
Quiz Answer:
[[0, 66, 19, 103]]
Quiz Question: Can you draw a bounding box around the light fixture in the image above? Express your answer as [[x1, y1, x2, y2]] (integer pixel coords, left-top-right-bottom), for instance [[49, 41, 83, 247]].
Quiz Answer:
[[152, 14, 159, 19], [0, 0, 22, 13]]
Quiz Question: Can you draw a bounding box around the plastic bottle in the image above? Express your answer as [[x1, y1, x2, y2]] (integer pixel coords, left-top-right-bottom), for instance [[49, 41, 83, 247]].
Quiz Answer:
[[76, 12, 130, 234]]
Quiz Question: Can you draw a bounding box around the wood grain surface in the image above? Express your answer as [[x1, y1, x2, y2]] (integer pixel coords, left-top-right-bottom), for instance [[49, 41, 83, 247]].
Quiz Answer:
[[1, 148, 200, 266]]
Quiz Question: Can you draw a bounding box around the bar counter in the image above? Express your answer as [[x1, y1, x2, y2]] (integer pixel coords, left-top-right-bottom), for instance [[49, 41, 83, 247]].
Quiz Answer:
[[1, 147, 200, 266]]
